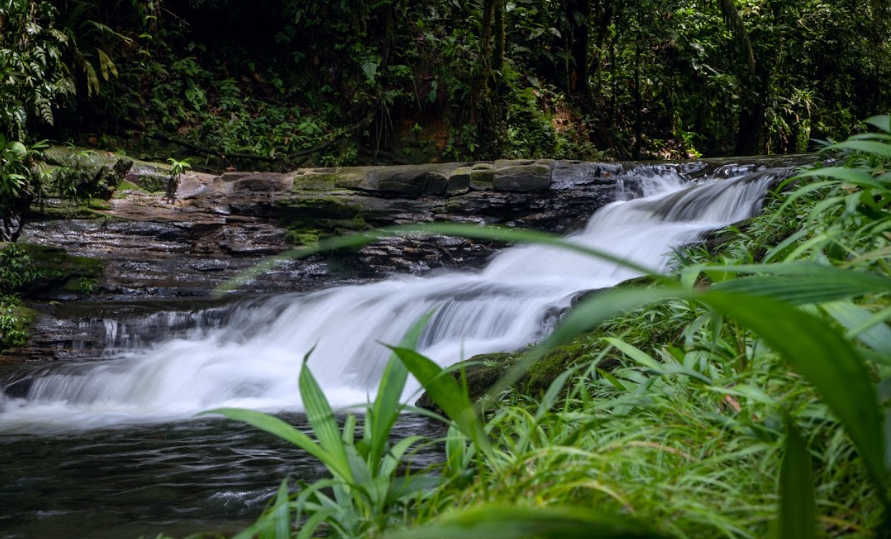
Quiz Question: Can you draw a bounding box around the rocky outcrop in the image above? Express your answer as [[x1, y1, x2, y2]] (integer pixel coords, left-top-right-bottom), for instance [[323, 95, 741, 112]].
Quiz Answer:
[[19, 152, 804, 301], [18, 155, 632, 300]]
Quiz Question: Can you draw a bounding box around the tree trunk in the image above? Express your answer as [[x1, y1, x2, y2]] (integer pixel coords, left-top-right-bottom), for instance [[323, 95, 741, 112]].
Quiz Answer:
[[566, 0, 591, 100], [493, 0, 505, 73], [716, 0, 764, 155]]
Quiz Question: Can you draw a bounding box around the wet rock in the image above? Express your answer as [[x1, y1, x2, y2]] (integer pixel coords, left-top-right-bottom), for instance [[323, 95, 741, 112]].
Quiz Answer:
[[493, 164, 552, 192], [447, 167, 472, 195], [376, 164, 458, 197], [232, 173, 293, 193], [42, 146, 134, 199]]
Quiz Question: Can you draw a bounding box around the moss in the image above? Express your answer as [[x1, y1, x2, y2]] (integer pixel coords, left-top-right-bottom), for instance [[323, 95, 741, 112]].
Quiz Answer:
[[14, 244, 104, 298], [114, 180, 146, 198], [27, 200, 111, 220], [285, 229, 322, 247], [276, 194, 371, 246], [85, 198, 111, 210], [134, 173, 169, 193]]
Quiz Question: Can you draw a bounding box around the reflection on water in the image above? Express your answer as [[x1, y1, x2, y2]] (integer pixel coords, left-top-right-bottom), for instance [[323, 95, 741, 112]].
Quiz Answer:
[[0, 413, 442, 539]]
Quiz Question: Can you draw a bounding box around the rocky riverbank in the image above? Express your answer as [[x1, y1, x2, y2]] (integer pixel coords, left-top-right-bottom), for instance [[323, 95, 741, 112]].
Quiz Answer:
[[4, 149, 805, 361]]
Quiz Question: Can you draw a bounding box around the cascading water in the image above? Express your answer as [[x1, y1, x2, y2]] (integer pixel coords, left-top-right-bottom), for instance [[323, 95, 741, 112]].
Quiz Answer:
[[0, 164, 790, 433]]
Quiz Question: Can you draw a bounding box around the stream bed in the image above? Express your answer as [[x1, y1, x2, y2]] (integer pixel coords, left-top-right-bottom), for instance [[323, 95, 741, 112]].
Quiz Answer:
[[0, 410, 441, 539]]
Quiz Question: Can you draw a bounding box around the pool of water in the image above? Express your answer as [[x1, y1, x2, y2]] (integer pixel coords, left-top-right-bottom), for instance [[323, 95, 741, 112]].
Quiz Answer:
[[0, 413, 443, 539]]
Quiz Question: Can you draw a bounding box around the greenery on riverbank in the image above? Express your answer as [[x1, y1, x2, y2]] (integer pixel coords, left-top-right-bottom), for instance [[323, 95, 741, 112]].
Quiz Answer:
[[2, 1, 890, 167], [206, 121, 891, 538]]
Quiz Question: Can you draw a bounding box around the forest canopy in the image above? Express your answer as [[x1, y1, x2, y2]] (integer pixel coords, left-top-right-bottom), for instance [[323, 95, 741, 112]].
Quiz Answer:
[[1, 0, 889, 164]]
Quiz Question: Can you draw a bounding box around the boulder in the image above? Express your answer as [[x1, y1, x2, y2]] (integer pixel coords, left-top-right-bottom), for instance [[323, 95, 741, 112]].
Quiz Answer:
[[447, 167, 472, 195], [232, 173, 292, 193], [43, 146, 134, 199], [375, 164, 458, 197], [493, 164, 552, 192]]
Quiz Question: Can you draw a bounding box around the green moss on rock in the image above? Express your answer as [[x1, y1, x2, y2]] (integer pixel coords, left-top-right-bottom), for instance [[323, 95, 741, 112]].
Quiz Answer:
[[10, 244, 104, 298], [276, 194, 371, 246]]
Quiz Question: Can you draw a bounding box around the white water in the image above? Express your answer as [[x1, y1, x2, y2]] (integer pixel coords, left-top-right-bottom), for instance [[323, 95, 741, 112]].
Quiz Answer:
[[0, 165, 785, 433]]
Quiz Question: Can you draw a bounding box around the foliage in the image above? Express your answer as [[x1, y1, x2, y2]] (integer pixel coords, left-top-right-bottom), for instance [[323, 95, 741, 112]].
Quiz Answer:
[[0, 0, 74, 141], [207, 315, 439, 539], [5, 0, 885, 162], [209, 119, 891, 538]]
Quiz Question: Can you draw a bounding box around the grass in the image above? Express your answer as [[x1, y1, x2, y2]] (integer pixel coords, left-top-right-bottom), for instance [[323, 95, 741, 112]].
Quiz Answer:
[[186, 117, 891, 539]]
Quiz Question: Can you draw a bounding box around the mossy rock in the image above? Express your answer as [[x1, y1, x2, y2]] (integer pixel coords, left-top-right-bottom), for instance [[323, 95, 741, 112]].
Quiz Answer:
[[133, 173, 169, 193], [415, 339, 619, 416], [42, 146, 134, 199], [113, 180, 147, 198], [13, 244, 104, 298], [276, 193, 373, 245]]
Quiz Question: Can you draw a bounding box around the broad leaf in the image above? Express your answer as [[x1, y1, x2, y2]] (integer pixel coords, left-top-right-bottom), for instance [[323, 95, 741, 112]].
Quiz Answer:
[[368, 312, 434, 475], [778, 420, 816, 539], [383, 505, 665, 539], [389, 346, 492, 457]]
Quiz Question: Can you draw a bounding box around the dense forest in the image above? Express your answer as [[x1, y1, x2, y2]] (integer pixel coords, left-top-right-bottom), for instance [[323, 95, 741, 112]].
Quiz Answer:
[[3, 2, 891, 539], [2, 0, 890, 165]]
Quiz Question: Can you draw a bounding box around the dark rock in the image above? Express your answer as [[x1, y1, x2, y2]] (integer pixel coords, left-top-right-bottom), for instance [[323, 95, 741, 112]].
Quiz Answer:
[[493, 164, 552, 192], [43, 146, 134, 199], [232, 173, 292, 192], [373, 164, 459, 197], [446, 167, 472, 195]]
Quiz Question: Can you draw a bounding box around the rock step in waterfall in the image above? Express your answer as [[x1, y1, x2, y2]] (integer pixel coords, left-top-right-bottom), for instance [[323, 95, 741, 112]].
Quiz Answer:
[[0, 161, 797, 433]]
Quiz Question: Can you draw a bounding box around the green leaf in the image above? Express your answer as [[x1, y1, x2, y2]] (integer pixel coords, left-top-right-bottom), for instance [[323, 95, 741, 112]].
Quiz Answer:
[[269, 479, 291, 539], [794, 167, 885, 190], [205, 408, 352, 481], [597, 368, 628, 392], [383, 505, 664, 539], [698, 291, 888, 501], [828, 140, 891, 159], [778, 420, 816, 539], [368, 312, 434, 476], [388, 346, 492, 457], [866, 115, 891, 133], [535, 367, 576, 420], [6, 141, 26, 156], [822, 301, 891, 356], [712, 274, 891, 304], [603, 338, 662, 370], [300, 354, 354, 482]]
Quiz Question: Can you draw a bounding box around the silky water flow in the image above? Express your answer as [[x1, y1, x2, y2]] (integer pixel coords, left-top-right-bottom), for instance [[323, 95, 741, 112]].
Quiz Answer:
[[0, 164, 789, 434]]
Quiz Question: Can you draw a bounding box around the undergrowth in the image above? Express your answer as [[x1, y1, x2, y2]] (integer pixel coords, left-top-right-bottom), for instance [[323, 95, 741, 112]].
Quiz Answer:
[[188, 118, 891, 539]]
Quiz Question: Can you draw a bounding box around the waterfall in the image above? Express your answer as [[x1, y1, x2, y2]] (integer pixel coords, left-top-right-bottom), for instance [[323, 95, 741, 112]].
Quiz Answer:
[[0, 164, 790, 433]]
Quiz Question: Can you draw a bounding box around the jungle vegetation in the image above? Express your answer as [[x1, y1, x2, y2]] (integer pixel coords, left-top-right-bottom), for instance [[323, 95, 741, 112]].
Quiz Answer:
[[1, 0, 890, 168], [2, 1, 891, 538]]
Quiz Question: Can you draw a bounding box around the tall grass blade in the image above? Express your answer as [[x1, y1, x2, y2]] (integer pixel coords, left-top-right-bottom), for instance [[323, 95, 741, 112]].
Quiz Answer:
[[368, 312, 434, 475], [778, 420, 816, 539], [866, 115, 891, 133], [699, 291, 888, 503], [203, 408, 351, 480], [388, 346, 492, 457], [299, 356, 354, 482], [383, 505, 665, 539], [270, 479, 291, 539]]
